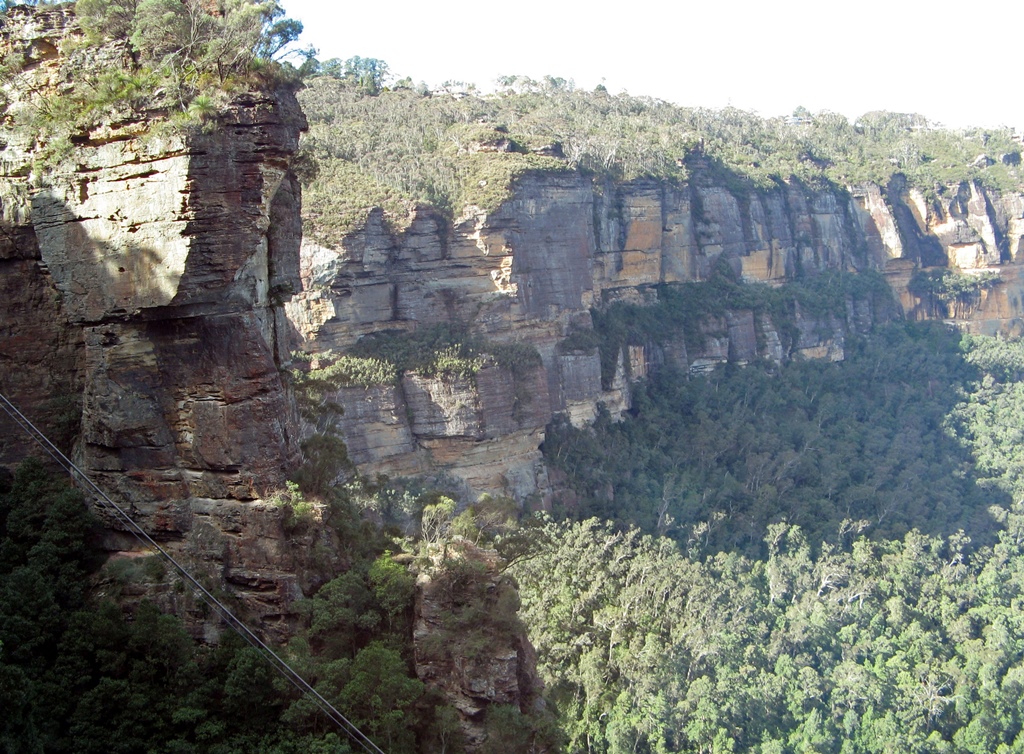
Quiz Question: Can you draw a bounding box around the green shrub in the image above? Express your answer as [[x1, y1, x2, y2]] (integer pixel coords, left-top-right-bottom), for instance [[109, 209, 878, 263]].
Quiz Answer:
[[345, 324, 541, 385], [269, 480, 319, 531], [909, 268, 1000, 305]]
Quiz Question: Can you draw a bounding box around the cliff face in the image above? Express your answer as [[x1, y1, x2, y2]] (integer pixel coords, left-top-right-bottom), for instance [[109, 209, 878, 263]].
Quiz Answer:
[[0, 6, 87, 465], [286, 175, 865, 499], [864, 177, 1024, 332], [0, 7, 326, 637], [288, 169, 1024, 500]]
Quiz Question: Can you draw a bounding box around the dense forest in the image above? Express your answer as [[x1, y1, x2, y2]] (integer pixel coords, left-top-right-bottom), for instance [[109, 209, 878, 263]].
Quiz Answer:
[[517, 321, 1024, 752], [9, 319, 1024, 753], [546, 318, 1002, 552], [0, 458, 559, 753], [287, 68, 1024, 751], [0, 458, 392, 753]]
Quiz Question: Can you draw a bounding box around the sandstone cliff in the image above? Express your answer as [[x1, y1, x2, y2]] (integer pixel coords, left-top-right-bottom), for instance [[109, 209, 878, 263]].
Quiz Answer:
[[413, 540, 546, 751], [287, 166, 1024, 502], [0, 6, 323, 637]]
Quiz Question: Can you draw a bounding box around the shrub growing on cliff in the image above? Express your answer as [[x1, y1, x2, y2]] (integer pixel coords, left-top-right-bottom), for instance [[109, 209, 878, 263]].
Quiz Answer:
[[79, 0, 301, 76], [75, 0, 136, 42], [127, 0, 297, 79], [909, 268, 1001, 318], [71, 0, 302, 113], [338, 324, 541, 385], [269, 480, 320, 533], [292, 351, 398, 392]]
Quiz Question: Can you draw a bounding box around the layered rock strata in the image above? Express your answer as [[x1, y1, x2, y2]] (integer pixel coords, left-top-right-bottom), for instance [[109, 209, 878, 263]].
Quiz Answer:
[[294, 170, 1024, 499], [5, 2, 1024, 640], [0, 7, 318, 632]]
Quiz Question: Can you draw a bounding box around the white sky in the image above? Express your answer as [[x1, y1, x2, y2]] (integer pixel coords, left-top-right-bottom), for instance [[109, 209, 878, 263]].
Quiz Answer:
[[280, 0, 1024, 130]]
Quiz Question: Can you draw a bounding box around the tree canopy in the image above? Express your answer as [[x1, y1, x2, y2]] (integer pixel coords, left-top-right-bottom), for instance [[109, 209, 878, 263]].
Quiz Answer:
[[76, 0, 303, 89]]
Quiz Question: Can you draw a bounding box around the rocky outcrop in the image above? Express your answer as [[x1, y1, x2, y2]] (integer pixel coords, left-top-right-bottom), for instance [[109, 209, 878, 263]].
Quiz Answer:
[[413, 541, 545, 751], [848, 176, 1024, 332], [0, 7, 318, 632], [591, 179, 868, 287], [5, 1, 1024, 648], [8, 6, 1019, 536], [31, 85, 308, 508], [101, 496, 342, 643], [0, 7, 88, 462]]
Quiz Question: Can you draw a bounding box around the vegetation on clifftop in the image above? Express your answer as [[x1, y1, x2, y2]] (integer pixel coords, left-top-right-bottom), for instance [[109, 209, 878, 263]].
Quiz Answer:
[[297, 73, 1024, 241], [0, 0, 306, 168]]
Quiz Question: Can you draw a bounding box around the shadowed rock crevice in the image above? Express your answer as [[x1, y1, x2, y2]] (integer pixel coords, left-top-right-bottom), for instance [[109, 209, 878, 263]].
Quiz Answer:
[[885, 176, 947, 268]]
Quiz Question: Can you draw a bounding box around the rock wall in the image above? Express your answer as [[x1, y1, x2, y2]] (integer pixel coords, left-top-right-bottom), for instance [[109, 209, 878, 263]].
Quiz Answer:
[[0, 7, 322, 634], [5, 2, 1024, 644], [0, 6, 88, 464], [291, 171, 983, 500], [286, 165, 1024, 500]]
